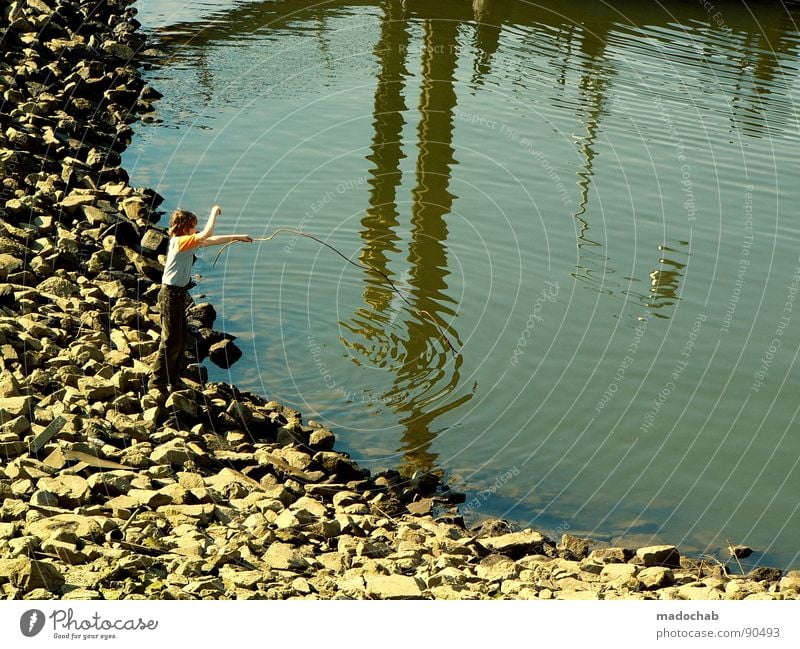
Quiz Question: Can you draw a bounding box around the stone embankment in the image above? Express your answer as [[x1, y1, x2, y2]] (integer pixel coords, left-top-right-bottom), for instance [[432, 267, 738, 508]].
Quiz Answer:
[[1, 0, 798, 600]]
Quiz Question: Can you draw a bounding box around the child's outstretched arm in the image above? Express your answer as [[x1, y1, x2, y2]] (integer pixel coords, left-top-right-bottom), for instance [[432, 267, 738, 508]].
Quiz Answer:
[[200, 233, 253, 247]]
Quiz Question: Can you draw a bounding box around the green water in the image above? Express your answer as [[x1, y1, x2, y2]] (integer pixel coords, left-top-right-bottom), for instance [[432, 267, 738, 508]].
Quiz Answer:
[[126, 0, 800, 569]]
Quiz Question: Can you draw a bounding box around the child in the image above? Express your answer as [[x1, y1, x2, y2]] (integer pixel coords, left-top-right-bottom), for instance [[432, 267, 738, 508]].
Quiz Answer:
[[149, 205, 252, 393]]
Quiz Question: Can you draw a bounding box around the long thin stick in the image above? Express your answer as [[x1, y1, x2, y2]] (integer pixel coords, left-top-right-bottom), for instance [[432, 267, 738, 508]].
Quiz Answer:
[[211, 228, 459, 356]]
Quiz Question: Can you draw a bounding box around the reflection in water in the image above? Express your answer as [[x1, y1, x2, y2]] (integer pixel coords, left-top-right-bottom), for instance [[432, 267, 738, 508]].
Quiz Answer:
[[568, 22, 616, 299], [341, 2, 473, 475], [646, 243, 688, 315], [470, 0, 509, 86]]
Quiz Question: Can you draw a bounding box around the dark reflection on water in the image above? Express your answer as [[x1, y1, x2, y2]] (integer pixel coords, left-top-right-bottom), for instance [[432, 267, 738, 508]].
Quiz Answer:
[[646, 243, 689, 314], [340, 1, 474, 475], [567, 14, 614, 302]]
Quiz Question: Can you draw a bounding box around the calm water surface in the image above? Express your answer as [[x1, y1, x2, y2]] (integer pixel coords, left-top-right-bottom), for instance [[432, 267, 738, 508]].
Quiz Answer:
[[127, 0, 800, 568]]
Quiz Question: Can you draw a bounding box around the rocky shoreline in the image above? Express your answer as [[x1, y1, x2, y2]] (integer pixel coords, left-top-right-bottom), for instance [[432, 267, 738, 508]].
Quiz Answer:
[[0, 0, 797, 600]]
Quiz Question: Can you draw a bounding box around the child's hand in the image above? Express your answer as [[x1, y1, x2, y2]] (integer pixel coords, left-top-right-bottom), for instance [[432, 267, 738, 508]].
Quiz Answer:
[[211, 205, 222, 218], [239, 235, 253, 243]]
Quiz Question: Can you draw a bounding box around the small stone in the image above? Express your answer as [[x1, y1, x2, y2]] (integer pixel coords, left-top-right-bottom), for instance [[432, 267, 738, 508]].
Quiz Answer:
[[406, 499, 433, 516], [728, 544, 754, 559], [748, 567, 782, 582], [102, 41, 135, 60], [83, 205, 108, 225], [635, 545, 681, 568], [365, 574, 424, 599], [779, 571, 800, 593], [140, 229, 166, 256], [127, 488, 174, 509], [601, 563, 639, 583], [35, 475, 90, 507], [274, 510, 300, 530], [638, 566, 674, 589], [725, 579, 765, 598], [332, 491, 362, 510], [262, 543, 309, 572], [0, 371, 22, 398], [308, 428, 335, 451], [209, 338, 243, 369], [555, 590, 600, 600], [26, 515, 107, 543], [62, 588, 102, 600], [40, 539, 88, 565], [165, 392, 198, 418], [588, 547, 632, 563], [37, 276, 79, 298], [290, 496, 328, 521], [151, 441, 194, 466], [29, 490, 59, 508], [476, 555, 519, 581], [0, 254, 22, 280], [559, 533, 592, 559], [77, 376, 116, 401], [0, 558, 64, 593], [3, 414, 30, 435], [292, 577, 312, 595], [678, 582, 724, 600], [477, 530, 552, 559], [0, 396, 33, 420]]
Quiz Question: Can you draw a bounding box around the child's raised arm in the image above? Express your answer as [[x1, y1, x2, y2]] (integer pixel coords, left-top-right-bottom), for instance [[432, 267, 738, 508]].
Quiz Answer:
[[195, 204, 222, 243]]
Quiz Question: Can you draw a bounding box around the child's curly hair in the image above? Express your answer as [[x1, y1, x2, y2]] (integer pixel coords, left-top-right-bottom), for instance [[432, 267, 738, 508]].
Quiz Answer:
[[168, 209, 198, 237]]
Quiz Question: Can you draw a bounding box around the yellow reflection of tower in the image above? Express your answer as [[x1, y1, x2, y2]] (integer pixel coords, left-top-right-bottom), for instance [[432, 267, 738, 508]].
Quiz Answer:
[[339, 1, 474, 475]]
